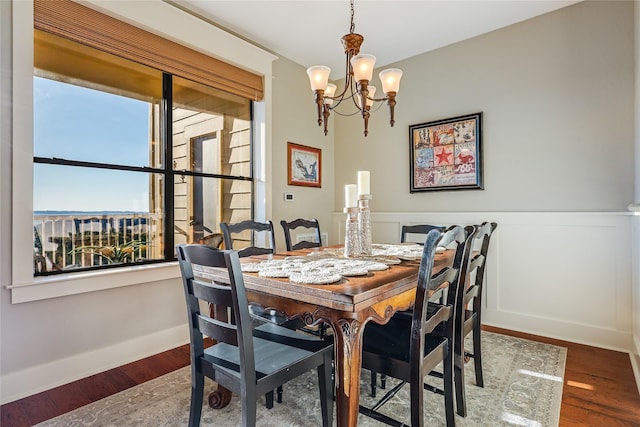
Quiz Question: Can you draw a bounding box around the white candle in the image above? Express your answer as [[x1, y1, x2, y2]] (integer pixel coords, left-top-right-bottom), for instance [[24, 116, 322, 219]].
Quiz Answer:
[[345, 184, 357, 208], [357, 171, 370, 196]]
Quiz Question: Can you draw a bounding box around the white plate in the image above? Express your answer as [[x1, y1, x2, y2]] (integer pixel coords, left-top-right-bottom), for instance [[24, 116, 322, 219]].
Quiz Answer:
[[289, 272, 342, 285], [340, 269, 369, 277], [259, 269, 290, 278], [241, 263, 263, 273]]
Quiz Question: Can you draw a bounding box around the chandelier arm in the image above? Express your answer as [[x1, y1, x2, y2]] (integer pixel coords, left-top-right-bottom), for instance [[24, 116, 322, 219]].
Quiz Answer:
[[314, 89, 325, 126], [322, 103, 331, 135], [366, 95, 391, 103]]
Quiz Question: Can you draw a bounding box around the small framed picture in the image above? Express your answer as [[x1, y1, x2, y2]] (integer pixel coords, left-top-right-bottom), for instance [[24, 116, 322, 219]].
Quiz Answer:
[[409, 112, 483, 192], [287, 142, 321, 188]]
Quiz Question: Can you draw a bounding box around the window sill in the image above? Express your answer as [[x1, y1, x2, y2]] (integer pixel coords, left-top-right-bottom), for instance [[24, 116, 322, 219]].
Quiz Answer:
[[7, 262, 180, 304]]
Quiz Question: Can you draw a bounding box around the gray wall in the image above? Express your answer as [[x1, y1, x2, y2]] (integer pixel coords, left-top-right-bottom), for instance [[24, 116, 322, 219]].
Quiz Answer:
[[270, 56, 335, 250], [335, 0, 635, 213], [633, 0, 640, 382]]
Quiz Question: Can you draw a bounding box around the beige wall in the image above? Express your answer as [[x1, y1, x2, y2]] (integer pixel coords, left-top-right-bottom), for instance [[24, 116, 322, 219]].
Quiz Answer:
[[270, 56, 335, 250], [335, 0, 635, 213], [632, 0, 640, 388]]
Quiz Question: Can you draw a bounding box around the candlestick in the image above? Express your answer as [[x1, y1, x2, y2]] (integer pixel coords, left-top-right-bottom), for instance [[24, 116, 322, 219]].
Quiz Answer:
[[343, 207, 362, 257], [357, 171, 370, 196], [345, 184, 357, 208], [358, 194, 372, 255]]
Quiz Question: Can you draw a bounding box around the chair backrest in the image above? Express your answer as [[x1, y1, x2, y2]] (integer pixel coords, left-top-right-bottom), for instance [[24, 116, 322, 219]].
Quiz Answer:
[[176, 244, 257, 386], [220, 220, 276, 257], [411, 225, 475, 352], [401, 224, 444, 244], [438, 225, 476, 306], [465, 222, 497, 306], [280, 218, 322, 251]]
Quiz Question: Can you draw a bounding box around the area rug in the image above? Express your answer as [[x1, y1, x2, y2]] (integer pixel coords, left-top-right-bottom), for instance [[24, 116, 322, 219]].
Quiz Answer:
[[36, 332, 566, 426]]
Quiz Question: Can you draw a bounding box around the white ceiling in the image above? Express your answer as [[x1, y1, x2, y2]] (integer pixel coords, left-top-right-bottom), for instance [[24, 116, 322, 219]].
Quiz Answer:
[[174, 0, 582, 75]]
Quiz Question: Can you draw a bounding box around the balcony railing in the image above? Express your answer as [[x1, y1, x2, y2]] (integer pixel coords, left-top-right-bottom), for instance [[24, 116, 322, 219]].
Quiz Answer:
[[33, 213, 161, 275]]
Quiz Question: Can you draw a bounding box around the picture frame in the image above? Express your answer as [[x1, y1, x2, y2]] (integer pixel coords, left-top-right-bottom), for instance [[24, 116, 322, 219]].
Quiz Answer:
[[287, 142, 321, 188], [409, 112, 483, 192]]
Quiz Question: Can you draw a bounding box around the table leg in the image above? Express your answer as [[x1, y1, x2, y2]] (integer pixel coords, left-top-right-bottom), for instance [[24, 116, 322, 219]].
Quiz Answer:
[[328, 317, 365, 427]]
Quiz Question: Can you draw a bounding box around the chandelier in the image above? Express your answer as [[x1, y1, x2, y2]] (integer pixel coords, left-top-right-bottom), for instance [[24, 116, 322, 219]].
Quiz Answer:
[[306, 0, 403, 137]]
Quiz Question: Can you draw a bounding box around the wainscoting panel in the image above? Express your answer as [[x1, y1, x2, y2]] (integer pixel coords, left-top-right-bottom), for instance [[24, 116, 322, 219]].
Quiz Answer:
[[331, 211, 633, 352]]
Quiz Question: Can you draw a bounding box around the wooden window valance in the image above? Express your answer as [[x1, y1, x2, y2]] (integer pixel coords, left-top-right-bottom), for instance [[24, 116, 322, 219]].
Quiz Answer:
[[33, 0, 264, 101]]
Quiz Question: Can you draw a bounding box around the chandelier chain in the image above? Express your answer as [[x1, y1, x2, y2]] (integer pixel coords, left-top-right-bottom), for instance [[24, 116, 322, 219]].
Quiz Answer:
[[350, 0, 355, 34]]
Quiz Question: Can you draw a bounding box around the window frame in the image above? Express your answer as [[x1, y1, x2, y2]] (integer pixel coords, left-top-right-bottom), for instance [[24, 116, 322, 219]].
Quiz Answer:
[[7, 0, 275, 303], [32, 38, 254, 277]]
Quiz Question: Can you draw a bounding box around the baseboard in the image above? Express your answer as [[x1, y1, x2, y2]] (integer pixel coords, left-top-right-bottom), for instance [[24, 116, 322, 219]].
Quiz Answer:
[[631, 335, 640, 396], [0, 325, 189, 405], [483, 309, 633, 352]]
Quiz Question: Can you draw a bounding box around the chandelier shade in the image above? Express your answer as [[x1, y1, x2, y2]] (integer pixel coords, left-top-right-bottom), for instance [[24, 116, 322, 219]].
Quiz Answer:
[[306, 0, 403, 137], [350, 54, 376, 82], [307, 66, 331, 91], [379, 68, 403, 94]]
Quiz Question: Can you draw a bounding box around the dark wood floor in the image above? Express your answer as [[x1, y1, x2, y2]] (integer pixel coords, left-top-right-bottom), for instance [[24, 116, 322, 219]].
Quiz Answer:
[[2, 326, 639, 426]]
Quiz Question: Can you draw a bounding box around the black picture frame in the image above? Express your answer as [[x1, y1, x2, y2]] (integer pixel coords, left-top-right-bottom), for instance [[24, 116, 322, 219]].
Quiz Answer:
[[409, 112, 483, 192]]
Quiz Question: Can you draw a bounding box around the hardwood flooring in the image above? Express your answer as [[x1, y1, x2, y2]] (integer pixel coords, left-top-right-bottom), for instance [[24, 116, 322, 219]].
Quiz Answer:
[[1, 327, 639, 426]]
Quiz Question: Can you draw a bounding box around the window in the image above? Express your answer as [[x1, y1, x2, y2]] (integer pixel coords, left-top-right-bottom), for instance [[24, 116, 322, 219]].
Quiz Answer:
[[33, 29, 253, 276]]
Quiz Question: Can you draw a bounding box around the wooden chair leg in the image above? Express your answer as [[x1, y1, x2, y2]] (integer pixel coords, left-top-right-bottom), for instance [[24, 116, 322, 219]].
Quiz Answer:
[[454, 349, 467, 417], [443, 344, 456, 427], [473, 320, 484, 387], [189, 372, 204, 427], [317, 351, 334, 427], [265, 391, 274, 409], [241, 392, 257, 427], [370, 370, 377, 397]]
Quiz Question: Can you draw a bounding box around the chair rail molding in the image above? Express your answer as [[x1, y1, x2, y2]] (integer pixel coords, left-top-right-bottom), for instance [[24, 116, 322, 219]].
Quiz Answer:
[[331, 211, 634, 352]]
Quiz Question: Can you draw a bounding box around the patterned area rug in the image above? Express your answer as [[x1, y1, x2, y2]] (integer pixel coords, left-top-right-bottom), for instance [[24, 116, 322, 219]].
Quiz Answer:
[[36, 332, 566, 426]]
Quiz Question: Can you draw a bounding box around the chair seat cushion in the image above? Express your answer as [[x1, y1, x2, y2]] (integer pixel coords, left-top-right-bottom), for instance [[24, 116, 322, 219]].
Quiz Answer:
[[205, 324, 329, 381], [363, 315, 447, 364]]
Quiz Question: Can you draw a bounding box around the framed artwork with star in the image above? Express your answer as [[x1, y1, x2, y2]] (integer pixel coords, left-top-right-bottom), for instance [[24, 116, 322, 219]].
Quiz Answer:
[[409, 112, 483, 192]]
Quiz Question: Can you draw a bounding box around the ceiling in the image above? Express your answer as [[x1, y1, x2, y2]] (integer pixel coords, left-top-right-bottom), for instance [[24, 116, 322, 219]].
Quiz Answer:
[[173, 0, 582, 76]]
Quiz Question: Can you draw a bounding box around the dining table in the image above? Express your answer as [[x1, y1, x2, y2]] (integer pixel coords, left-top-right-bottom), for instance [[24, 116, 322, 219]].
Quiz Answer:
[[202, 245, 453, 427]]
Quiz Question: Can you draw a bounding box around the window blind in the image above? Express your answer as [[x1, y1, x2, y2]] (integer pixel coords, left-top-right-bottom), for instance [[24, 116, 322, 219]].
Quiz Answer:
[[34, 0, 264, 101]]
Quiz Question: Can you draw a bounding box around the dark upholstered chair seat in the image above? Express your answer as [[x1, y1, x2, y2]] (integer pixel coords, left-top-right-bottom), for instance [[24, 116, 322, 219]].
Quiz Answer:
[[363, 316, 447, 365]]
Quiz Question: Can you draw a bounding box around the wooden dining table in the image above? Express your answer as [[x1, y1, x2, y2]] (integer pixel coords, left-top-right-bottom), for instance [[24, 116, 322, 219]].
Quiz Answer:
[[204, 246, 453, 427]]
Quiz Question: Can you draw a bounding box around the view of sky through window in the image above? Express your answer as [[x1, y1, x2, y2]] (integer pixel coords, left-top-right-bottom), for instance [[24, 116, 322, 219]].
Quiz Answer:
[[34, 77, 152, 214]]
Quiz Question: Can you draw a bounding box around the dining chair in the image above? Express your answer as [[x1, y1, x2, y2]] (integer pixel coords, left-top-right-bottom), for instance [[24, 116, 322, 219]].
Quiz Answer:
[[400, 224, 444, 244], [451, 221, 497, 417], [360, 225, 474, 427], [219, 219, 311, 402], [219, 220, 289, 325], [371, 223, 459, 395], [279, 218, 329, 339], [280, 218, 322, 251], [177, 244, 334, 427], [219, 220, 276, 257]]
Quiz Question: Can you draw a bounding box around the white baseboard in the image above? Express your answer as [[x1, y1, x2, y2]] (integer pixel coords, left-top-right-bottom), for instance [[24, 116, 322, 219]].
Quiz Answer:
[[483, 309, 632, 352], [632, 335, 640, 396], [0, 324, 189, 405]]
